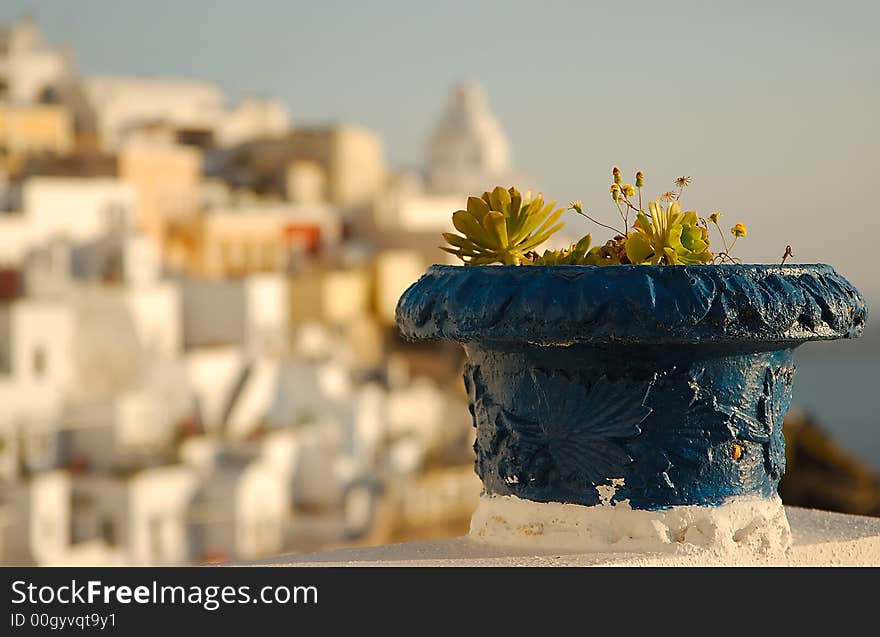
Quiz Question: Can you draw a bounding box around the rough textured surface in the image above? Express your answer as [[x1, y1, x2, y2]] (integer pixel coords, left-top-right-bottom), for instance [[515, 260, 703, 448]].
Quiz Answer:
[[464, 344, 793, 508], [396, 264, 867, 511], [257, 507, 880, 567], [469, 494, 791, 555], [396, 264, 867, 345]]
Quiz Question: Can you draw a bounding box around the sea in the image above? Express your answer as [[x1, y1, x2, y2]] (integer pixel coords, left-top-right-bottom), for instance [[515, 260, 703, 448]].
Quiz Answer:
[[791, 353, 880, 471]]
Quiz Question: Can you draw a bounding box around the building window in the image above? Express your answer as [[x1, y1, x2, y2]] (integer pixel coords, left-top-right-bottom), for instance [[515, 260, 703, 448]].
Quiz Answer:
[[33, 347, 47, 377]]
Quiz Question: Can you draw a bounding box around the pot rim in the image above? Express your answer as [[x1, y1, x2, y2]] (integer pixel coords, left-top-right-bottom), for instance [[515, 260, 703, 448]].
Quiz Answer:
[[396, 263, 867, 346]]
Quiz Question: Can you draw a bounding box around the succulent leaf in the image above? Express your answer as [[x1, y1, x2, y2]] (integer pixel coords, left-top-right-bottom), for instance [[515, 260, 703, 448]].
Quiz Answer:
[[466, 196, 490, 219], [442, 170, 725, 267], [483, 211, 509, 249], [625, 232, 655, 264], [533, 234, 594, 265], [442, 187, 566, 265], [626, 200, 713, 265], [452, 210, 493, 248]]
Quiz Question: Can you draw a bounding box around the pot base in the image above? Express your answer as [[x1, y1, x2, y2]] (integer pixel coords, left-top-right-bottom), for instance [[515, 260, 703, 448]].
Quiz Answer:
[[470, 493, 792, 556]]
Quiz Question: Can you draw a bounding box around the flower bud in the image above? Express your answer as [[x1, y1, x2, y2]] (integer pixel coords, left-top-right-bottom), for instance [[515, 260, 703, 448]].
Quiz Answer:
[[731, 223, 747, 238], [613, 166, 622, 185], [622, 184, 635, 197], [635, 171, 644, 188]]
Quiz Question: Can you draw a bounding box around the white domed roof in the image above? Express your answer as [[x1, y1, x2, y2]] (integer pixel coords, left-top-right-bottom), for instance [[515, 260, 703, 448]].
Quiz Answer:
[[425, 82, 511, 194]]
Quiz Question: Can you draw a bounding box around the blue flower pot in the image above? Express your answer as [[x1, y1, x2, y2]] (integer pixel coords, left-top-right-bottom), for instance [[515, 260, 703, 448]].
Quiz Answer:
[[396, 264, 866, 513]]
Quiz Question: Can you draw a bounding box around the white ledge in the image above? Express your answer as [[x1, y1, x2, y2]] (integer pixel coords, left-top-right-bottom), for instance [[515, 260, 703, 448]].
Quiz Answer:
[[254, 507, 880, 566], [468, 494, 792, 555]]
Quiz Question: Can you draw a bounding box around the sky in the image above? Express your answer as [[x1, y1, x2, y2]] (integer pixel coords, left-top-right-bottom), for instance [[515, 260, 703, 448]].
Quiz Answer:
[[3, 0, 879, 305]]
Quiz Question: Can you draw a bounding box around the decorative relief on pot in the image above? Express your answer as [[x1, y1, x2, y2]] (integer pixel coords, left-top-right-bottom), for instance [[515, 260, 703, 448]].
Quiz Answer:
[[398, 264, 866, 344], [466, 353, 795, 509], [499, 370, 653, 489], [400, 264, 866, 513]]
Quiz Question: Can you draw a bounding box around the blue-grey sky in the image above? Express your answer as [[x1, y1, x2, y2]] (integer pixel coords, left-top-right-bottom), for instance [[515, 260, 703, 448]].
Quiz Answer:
[[3, 1, 879, 303]]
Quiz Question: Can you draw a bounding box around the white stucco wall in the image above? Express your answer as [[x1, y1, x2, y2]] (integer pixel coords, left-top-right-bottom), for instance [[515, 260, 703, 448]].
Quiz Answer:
[[121, 282, 182, 357], [235, 462, 287, 560], [84, 76, 290, 151], [0, 217, 30, 265], [28, 471, 71, 565], [384, 193, 462, 233], [69, 282, 182, 401], [24, 178, 137, 244], [0, 471, 77, 565], [128, 466, 200, 565], [0, 19, 72, 103], [121, 235, 162, 288], [225, 357, 281, 440], [182, 347, 245, 432], [182, 274, 289, 354], [243, 274, 289, 354], [114, 391, 175, 451], [386, 379, 448, 454], [215, 97, 290, 147], [84, 76, 226, 150], [181, 278, 246, 349], [0, 299, 75, 426], [0, 178, 137, 265], [374, 250, 428, 325]]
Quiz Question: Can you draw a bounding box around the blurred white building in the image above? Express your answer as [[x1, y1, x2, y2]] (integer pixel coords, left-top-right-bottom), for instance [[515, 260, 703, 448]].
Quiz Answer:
[[66, 466, 199, 566], [425, 81, 513, 196], [0, 16, 73, 103], [181, 273, 289, 355], [218, 97, 291, 148], [0, 471, 73, 565], [83, 75, 290, 151], [372, 82, 527, 262], [0, 19, 480, 564], [0, 177, 137, 265], [0, 300, 75, 478]]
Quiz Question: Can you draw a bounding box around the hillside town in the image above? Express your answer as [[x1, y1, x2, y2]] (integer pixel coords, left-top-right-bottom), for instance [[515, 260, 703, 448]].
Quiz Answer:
[[0, 16, 528, 564]]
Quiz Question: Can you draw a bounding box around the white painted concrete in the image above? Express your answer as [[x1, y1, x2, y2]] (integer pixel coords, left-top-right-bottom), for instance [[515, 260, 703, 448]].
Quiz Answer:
[[0, 178, 137, 264], [256, 507, 880, 566], [181, 274, 288, 354], [470, 493, 792, 556]]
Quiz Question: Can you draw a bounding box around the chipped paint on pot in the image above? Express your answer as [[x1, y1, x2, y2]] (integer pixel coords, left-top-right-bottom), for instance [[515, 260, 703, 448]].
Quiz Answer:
[[396, 264, 867, 511]]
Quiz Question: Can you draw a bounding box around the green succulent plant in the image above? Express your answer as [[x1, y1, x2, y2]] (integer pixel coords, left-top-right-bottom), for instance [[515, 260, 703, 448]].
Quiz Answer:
[[441, 186, 566, 265], [532, 234, 594, 265], [625, 200, 713, 265], [440, 169, 750, 267]]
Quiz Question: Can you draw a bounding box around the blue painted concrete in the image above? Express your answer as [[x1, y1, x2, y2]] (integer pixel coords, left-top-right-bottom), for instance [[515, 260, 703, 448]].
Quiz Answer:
[[396, 264, 867, 509]]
